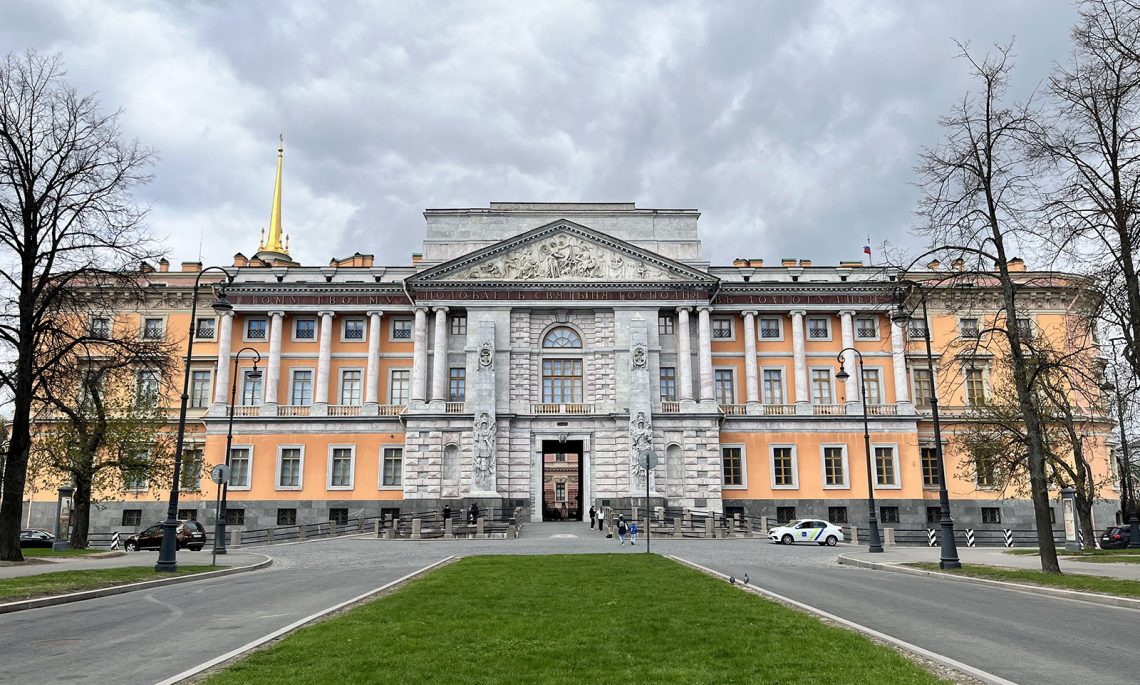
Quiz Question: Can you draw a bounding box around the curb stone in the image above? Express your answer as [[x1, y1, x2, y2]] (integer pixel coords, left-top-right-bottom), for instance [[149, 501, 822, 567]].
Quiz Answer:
[[0, 554, 273, 614], [838, 553, 1140, 611]]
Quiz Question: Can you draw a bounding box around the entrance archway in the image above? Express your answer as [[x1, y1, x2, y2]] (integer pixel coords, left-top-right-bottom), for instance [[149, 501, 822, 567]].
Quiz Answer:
[[542, 440, 583, 521]]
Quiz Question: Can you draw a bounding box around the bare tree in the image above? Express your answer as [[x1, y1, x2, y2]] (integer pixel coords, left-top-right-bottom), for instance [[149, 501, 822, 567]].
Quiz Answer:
[[0, 51, 157, 561]]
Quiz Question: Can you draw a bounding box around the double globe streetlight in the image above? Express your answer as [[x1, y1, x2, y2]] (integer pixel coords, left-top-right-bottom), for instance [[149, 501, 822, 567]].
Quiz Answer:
[[835, 347, 884, 554], [156, 266, 233, 573], [214, 347, 261, 555]]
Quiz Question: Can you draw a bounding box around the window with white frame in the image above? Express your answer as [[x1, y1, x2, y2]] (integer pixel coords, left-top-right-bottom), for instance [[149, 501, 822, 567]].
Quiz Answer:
[[874, 446, 898, 487], [959, 318, 980, 339], [861, 368, 882, 405], [449, 368, 466, 402], [659, 367, 676, 402], [543, 327, 582, 348], [245, 318, 267, 340], [762, 369, 784, 404], [277, 447, 303, 489], [340, 370, 362, 405], [921, 446, 940, 487], [855, 315, 879, 340], [722, 446, 744, 487], [180, 447, 203, 491], [810, 369, 833, 404], [241, 369, 263, 405], [136, 370, 160, 408], [290, 369, 313, 405], [807, 316, 830, 339], [229, 447, 252, 488], [771, 446, 797, 488], [658, 315, 675, 335], [450, 315, 467, 336], [542, 359, 583, 403], [381, 447, 403, 487], [190, 370, 212, 408], [90, 316, 111, 339], [758, 317, 781, 339], [555, 481, 567, 502], [328, 446, 354, 489], [142, 317, 165, 340], [712, 317, 734, 339], [974, 446, 1000, 487], [391, 318, 413, 340], [822, 445, 847, 487], [121, 452, 149, 491], [913, 368, 934, 408], [294, 318, 316, 341], [965, 368, 987, 405], [389, 369, 411, 405], [714, 369, 735, 405], [195, 317, 216, 340], [342, 317, 366, 341]]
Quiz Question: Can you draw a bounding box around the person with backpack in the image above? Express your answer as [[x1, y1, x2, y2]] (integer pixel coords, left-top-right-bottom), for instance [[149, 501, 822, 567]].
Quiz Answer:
[[629, 520, 638, 544], [617, 516, 629, 545]]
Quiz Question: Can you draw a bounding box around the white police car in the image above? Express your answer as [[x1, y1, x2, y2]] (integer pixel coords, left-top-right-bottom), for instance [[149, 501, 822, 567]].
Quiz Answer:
[[769, 519, 844, 546]]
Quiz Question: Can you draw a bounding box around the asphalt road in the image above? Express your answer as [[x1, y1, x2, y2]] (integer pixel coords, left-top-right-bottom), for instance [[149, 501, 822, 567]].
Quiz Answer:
[[0, 523, 1134, 684]]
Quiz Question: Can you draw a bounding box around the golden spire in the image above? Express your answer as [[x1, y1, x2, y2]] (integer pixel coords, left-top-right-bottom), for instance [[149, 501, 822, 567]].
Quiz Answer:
[[258, 134, 289, 256]]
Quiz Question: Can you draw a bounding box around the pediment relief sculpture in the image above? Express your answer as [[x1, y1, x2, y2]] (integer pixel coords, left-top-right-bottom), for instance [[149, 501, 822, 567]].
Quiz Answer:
[[451, 234, 684, 282]]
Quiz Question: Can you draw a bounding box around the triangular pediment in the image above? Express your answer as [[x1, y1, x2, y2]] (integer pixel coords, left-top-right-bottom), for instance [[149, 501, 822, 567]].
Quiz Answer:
[[408, 220, 717, 287]]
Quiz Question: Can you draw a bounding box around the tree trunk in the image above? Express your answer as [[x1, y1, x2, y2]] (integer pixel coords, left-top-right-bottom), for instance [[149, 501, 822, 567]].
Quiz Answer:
[[0, 381, 32, 562], [1076, 493, 1096, 552], [69, 478, 93, 549]]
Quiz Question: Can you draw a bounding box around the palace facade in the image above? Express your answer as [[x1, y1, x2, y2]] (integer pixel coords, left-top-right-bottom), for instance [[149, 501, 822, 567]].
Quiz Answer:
[[22, 153, 1123, 534]]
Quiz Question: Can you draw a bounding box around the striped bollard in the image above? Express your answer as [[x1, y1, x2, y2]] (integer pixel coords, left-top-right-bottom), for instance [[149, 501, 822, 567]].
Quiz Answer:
[[926, 529, 937, 547], [1077, 528, 1084, 547], [965, 529, 975, 547], [110, 531, 120, 550], [1003, 529, 1014, 548]]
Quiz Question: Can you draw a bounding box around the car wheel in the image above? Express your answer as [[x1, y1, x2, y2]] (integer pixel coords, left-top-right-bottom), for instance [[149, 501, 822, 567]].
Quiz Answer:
[[826, 535, 838, 547], [781, 534, 794, 545], [125, 541, 137, 552]]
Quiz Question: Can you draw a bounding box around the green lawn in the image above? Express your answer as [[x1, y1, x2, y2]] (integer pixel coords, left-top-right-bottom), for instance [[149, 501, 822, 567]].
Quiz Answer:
[[204, 555, 944, 685], [20, 547, 112, 557], [0, 566, 218, 602], [1068, 555, 1140, 564], [907, 563, 1140, 598]]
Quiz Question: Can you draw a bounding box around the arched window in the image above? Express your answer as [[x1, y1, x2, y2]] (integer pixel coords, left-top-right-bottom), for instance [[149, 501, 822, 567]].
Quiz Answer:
[[543, 327, 582, 348]]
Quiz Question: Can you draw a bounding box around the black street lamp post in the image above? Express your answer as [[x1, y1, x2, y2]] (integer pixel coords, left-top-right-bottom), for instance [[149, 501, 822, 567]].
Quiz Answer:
[[891, 283, 961, 569], [835, 347, 884, 553], [1100, 339, 1140, 549], [215, 347, 261, 555], [156, 266, 233, 573]]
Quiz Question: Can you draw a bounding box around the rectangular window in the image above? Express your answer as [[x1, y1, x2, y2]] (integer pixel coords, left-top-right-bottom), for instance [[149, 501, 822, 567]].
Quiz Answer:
[[879, 506, 900, 524], [855, 316, 878, 340], [122, 452, 148, 491], [913, 368, 933, 408], [195, 317, 215, 340], [277, 447, 302, 489], [142, 317, 165, 340], [343, 318, 365, 341], [909, 320, 930, 340], [921, 447, 940, 487], [659, 367, 677, 402], [823, 446, 846, 487], [828, 506, 848, 524], [960, 318, 980, 339], [241, 369, 263, 406], [391, 318, 413, 340], [861, 368, 882, 405], [180, 447, 203, 492], [177, 509, 197, 521], [714, 369, 735, 405], [759, 317, 781, 339], [290, 369, 313, 405], [712, 318, 733, 339], [658, 315, 675, 335], [1015, 317, 1032, 339], [90, 316, 111, 339], [776, 506, 796, 523], [277, 508, 297, 526], [381, 447, 403, 487], [229, 447, 251, 488], [340, 370, 362, 405], [329, 447, 354, 488], [450, 315, 467, 336], [225, 508, 245, 525], [189, 370, 212, 408], [390, 370, 411, 405], [975, 448, 999, 487], [965, 368, 986, 406], [926, 506, 941, 524], [329, 508, 349, 526], [449, 368, 466, 402], [762, 369, 784, 404], [555, 481, 567, 502], [807, 316, 830, 339], [121, 509, 142, 527], [874, 446, 897, 487], [294, 318, 316, 340], [245, 318, 267, 340], [810, 369, 833, 404], [722, 446, 743, 486], [542, 359, 584, 403], [771, 446, 796, 488], [136, 370, 160, 408], [981, 507, 1002, 524]]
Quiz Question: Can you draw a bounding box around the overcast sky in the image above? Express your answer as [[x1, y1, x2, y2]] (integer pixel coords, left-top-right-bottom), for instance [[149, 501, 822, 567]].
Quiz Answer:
[[1, 1, 1080, 269]]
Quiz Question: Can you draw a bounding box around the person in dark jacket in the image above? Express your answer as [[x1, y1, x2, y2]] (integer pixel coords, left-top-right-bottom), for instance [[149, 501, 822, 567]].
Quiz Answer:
[[589, 505, 597, 529], [469, 502, 480, 524], [442, 504, 451, 522]]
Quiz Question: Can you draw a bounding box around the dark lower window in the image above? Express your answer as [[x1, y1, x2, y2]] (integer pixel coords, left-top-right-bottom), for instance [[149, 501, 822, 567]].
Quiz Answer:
[[926, 506, 941, 524], [225, 509, 245, 525], [121, 509, 142, 527], [879, 506, 900, 523], [329, 508, 348, 525], [776, 506, 796, 523], [828, 506, 848, 524], [277, 508, 297, 526], [177, 509, 197, 521], [981, 507, 1002, 524]]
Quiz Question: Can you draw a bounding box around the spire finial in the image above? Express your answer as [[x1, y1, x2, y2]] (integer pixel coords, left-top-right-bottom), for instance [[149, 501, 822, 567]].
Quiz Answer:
[[258, 135, 289, 257]]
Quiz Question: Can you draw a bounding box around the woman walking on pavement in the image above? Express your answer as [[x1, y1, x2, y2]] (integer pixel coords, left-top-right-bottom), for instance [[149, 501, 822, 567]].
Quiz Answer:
[[589, 505, 597, 529], [617, 516, 629, 545]]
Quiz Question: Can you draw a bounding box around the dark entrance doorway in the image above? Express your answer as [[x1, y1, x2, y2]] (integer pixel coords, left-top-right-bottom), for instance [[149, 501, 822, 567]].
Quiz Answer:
[[542, 440, 583, 521]]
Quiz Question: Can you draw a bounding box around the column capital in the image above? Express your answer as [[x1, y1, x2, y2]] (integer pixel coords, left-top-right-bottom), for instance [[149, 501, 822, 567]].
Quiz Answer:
[[697, 305, 713, 314], [838, 309, 857, 318], [789, 309, 806, 317], [219, 310, 235, 319], [268, 310, 286, 318], [367, 310, 384, 318], [413, 305, 429, 313], [317, 310, 336, 318], [675, 306, 692, 314], [432, 306, 449, 314], [742, 310, 758, 318]]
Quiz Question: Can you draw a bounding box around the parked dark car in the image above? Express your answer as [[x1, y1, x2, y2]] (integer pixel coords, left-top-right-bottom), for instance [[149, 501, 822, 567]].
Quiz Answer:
[[19, 529, 56, 548], [1100, 526, 1132, 549], [125, 520, 206, 552]]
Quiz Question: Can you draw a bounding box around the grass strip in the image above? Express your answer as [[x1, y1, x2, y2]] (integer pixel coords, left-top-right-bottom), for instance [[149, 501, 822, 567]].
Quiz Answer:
[[906, 562, 1140, 598], [0, 565, 218, 602], [1067, 555, 1140, 564], [20, 548, 111, 557], [204, 555, 945, 685]]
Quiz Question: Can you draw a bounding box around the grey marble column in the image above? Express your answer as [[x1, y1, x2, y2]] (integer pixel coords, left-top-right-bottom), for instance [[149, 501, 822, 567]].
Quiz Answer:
[[697, 306, 715, 404], [891, 319, 914, 414], [410, 306, 429, 404], [209, 311, 234, 415], [364, 311, 383, 414], [313, 310, 335, 415], [676, 307, 694, 404], [840, 311, 858, 414], [790, 310, 810, 414], [261, 310, 284, 415], [743, 310, 760, 413], [431, 306, 449, 405]]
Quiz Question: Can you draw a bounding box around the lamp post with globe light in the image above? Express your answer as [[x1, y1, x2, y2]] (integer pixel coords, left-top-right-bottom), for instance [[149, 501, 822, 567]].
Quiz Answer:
[[835, 347, 884, 553], [214, 347, 261, 555]]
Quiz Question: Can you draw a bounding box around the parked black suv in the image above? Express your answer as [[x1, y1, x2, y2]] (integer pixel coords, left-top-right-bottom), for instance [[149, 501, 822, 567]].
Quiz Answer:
[[1099, 525, 1133, 549], [125, 520, 207, 551]]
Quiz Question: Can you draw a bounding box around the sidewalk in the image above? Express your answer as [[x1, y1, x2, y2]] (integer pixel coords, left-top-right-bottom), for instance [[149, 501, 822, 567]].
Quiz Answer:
[[0, 549, 265, 580], [843, 546, 1140, 581]]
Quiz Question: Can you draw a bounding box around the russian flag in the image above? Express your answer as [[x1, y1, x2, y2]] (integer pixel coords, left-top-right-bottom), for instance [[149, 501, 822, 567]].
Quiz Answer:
[[863, 245, 872, 256]]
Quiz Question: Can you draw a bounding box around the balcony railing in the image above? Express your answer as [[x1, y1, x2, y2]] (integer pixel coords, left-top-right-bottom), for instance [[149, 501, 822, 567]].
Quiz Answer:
[[866, 404, 899, 416], [660, 401, 681, 413], [229, 405, 260, 417], [328, 404, 361, 417], [719, 404, 747, 416], [378, 404, 406, 416], [812, 404, 844, 416], [444, 402, 466, 414], [762, 404, 795, 416], [532, 403, 594, 415], [279, 405, 311, 417]]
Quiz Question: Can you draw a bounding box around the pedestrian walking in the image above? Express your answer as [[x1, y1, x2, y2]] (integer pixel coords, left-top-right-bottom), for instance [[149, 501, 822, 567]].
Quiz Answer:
[[589, 505, 597, 529], [617, 516, 628, 545], [469, 502, 479, 524], [443, 504, 451, 521], [598, 508, 606, 535], [629, 520, 638, 544]]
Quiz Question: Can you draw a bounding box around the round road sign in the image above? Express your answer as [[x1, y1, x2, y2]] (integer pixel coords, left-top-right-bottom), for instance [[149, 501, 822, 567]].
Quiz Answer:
[[210, 464, 231, 485]]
